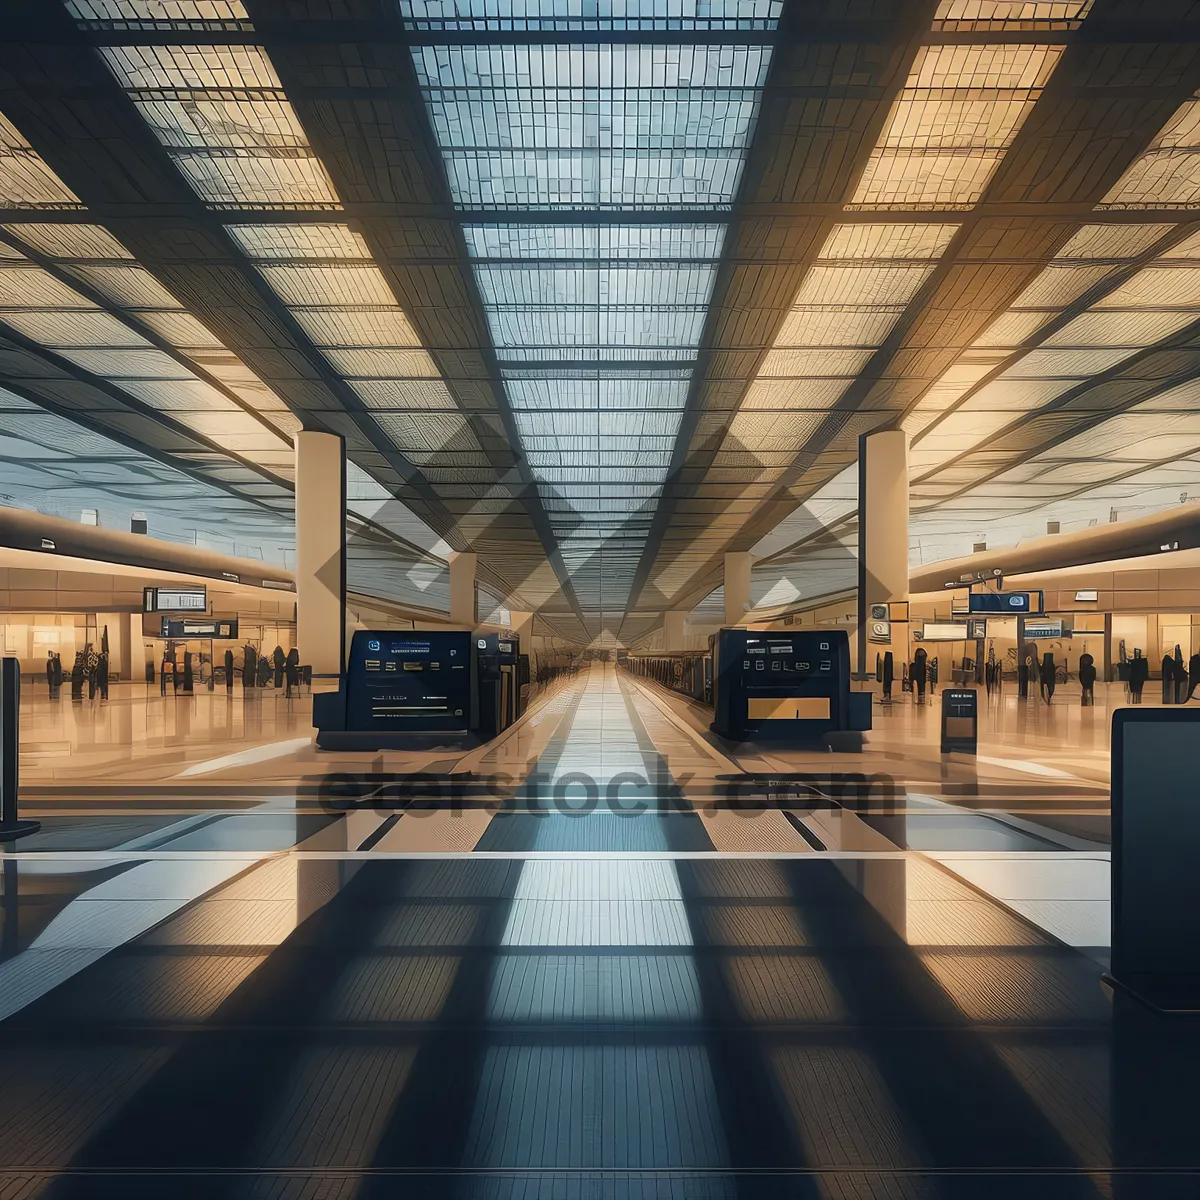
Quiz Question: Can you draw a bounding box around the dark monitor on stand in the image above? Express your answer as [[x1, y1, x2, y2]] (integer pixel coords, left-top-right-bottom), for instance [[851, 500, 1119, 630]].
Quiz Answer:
[[1109, 709, 1200, 1012]]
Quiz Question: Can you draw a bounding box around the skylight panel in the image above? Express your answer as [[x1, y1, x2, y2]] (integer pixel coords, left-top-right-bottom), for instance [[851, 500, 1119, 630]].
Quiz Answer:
[[98, 45, 340, 209], [1102, 97, 1200, 209], [0, 113, 82, 209], [349, 380, 458, 410], [971, 310, 1053, 347], [398, 0, 782, 31], [506, 378, 690, 410], [851, 151, 1007, 210], [1007, 263, 1117, 309], [957, 376, 1081, 411], [911, 44, 1062, 90], [487, 308, 707, 347], [320, 348, 440, 378], [58, 347, 196, 377], [414, 45, 769, 210], [475, 265, 718, 307], [934, 2, 1093, 24], [290, 308, 424, 348], [0, 309, 153, 347], [1043, 309, 1199, 347], [817, 223, 959, 261], [69, 265, 183, 308], [904, 357, 1002, 427], [68, 1, 250, 22], [0, 266, 96, 308], [256, 265, 398, 307], [464, 224, 726, 260], [1001, 347, 1137, 376], [789, 264, 935, 307], [133, 310, 225, 347], [1, 224, 132, 261], [774, 308, 906, 347], [740, 379, 852, 410], [850, 44, 1064, 209], [226, 224, 372, 260], [1094, 267, 1200, 309], [1052, 224, 1171, 260], [758, 349, 876, 377]]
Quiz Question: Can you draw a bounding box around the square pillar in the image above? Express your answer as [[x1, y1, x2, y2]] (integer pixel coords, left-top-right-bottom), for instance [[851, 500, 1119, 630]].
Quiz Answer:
[[295, 431, 346, 677], [449, 551, 477, 627], [724, 552, 753, 627], [663, 609, 688, 650], [509, 609, 534, 645], [857, 429, 909, 675]]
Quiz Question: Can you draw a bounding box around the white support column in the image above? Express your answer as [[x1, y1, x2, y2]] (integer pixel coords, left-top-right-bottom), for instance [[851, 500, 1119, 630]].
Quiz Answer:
[[724, 552, 753, 627], [449, 551, 477, 627], [295, 431, 346, 677], [857, 429, 910, 676], [116, 612, 133, 682], [509, 609, 534, 646], [663, 609, 688, 650]]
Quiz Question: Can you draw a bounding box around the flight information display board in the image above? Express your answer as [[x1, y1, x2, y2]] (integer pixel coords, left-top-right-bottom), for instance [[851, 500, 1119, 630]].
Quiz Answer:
[[967, 590, 1044, 614], [344, 630, 475, 733], [144, 586, 207, 613]]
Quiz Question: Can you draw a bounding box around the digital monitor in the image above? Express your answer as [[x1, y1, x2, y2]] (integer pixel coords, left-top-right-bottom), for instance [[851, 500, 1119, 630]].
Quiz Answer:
[[967, 590, 1043, 615], [1112, 711, 1200, 1008], [1023, 619, 1066, 639], [345, 630, 475, 732], [921, 623, 972, 642], [145, 586, 207, 613]]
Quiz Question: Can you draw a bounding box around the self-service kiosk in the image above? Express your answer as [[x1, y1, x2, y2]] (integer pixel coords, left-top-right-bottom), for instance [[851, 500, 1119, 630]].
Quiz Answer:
[[314, 629, 478, 750], [711, 627, 871, 746], [476, 632, 522, 741]]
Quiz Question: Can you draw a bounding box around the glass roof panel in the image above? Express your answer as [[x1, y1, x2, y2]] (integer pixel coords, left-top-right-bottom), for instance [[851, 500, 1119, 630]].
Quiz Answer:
[[97, 45, 340, 209], [849, 44, 1064, 210], [398, 0, 781, 31], [0, 113, 83, 209], [405, 13, 778, 617]]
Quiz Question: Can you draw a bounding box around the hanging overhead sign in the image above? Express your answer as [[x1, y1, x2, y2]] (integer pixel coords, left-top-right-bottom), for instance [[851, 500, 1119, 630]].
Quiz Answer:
[[967, 590, 1044, 615], [144, 586, 207, 613]]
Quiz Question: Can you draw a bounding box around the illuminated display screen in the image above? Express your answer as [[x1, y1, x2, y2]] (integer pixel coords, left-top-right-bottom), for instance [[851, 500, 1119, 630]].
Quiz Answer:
[[967, 590, 1043, 614], [345, 630, 473, 731], [145, 586, 207, 613]]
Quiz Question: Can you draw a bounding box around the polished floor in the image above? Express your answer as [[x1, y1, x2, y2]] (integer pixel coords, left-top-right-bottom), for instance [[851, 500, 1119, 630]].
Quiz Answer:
[[0, 666, 1192, 1196]]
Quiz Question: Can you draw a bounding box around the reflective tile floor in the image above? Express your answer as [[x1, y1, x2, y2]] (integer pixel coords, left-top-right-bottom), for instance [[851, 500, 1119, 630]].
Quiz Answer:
[[1, 666, 1189, 1196]]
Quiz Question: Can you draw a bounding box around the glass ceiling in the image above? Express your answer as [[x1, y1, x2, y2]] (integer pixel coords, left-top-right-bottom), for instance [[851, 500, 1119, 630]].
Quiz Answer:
[[7, 0, 1200, 637], [404, 3, 779, 629]]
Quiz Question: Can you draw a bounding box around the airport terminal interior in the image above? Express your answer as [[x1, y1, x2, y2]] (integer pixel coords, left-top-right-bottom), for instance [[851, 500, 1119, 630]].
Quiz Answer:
[[5, 0, 1200, 1195]]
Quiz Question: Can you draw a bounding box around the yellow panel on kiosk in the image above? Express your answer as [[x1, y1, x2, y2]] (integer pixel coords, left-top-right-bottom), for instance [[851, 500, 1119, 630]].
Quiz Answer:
[[746, 696, 831, 721]]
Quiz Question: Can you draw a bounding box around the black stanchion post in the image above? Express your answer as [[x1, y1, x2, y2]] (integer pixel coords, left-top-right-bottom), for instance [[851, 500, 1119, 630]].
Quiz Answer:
[[0, 657, 40, 842]]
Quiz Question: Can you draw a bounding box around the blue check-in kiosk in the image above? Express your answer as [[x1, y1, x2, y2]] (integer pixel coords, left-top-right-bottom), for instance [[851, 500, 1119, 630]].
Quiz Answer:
[[314, 630, 478, 749], [711, 627, 870, 746]]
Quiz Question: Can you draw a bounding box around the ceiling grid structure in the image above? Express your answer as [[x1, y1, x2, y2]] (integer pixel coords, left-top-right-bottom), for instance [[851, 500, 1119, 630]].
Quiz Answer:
[[3, 1, 1200, 637], [624, 0, 1200, 628], [233, 0, 590, 631], [0, 0, 565, 619], [389, 0, 784, 638]]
